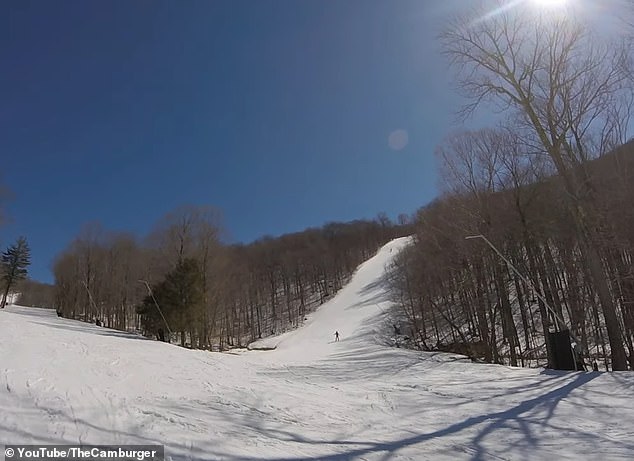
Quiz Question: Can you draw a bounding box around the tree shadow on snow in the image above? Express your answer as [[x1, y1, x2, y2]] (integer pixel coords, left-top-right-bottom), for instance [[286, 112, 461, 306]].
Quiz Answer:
[[346, 268, 394, 310], [134, 369, 631, 461], [204, 371, 633, 461], [7, 307, 149, 343], [31, 320, 150, 342], [7, 371, 630, 461]]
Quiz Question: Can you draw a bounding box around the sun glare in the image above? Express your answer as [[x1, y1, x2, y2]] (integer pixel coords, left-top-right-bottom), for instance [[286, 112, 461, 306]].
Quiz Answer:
[[530, 0, 569, 9], [474, 0, 574, 25]]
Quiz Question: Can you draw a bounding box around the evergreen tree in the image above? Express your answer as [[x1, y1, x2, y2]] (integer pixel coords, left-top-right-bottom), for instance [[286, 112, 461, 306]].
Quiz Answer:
[[137, 258, 204, 345], [1, 236, 31, 308], [162, 258, 204, 343], [137, 285, 169, 341]]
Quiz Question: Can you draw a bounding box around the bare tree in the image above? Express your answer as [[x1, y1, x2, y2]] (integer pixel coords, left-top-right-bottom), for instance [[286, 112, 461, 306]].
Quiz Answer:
[[441, 1, 633, 370]]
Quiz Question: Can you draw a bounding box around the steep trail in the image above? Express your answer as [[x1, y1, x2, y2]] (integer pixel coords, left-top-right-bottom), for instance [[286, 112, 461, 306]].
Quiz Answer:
[[249, 236, 411, 362]]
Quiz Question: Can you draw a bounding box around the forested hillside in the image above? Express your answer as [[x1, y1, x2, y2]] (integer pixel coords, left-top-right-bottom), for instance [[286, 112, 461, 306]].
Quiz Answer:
[[53, 208, 410, 350], [389, 138, 634, 371], [16, 279, 55, 308]]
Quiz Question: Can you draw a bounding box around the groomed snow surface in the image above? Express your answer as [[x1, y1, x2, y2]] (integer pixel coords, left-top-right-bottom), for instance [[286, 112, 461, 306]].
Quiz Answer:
[[1, 237, 633, 460]]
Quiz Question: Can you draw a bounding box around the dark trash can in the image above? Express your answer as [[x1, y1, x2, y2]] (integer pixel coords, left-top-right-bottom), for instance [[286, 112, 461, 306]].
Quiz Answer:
[[547, 329, 576, 370]]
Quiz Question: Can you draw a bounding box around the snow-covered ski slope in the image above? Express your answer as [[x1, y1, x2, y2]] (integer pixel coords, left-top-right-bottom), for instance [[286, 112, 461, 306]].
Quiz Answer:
[[248, 237, 411, 359], [1, 237, 634, 460]]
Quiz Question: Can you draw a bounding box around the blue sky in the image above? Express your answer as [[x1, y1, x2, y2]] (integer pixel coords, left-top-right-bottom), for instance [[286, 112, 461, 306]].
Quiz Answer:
[[1, 0, 467, 283]]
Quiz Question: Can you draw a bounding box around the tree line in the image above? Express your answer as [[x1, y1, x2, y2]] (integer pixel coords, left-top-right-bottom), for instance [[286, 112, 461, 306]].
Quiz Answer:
[[388, 2, 634, 371], [15, 279, 55, 308], [53, 206, 410, 350]]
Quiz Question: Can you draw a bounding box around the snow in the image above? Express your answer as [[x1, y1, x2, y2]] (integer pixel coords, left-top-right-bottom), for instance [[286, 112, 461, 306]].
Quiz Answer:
[[0, 292, 19, 306], [1, 237, 633, 460]]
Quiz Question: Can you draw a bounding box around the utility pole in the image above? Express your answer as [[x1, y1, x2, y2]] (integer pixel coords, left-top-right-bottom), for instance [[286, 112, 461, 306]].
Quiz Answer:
[[82, 280, 99, 322], [138, 279, 173, 337]]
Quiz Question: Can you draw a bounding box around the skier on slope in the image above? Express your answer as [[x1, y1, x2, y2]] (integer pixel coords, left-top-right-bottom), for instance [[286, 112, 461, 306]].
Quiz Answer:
[[334, 331, 340, 342]]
